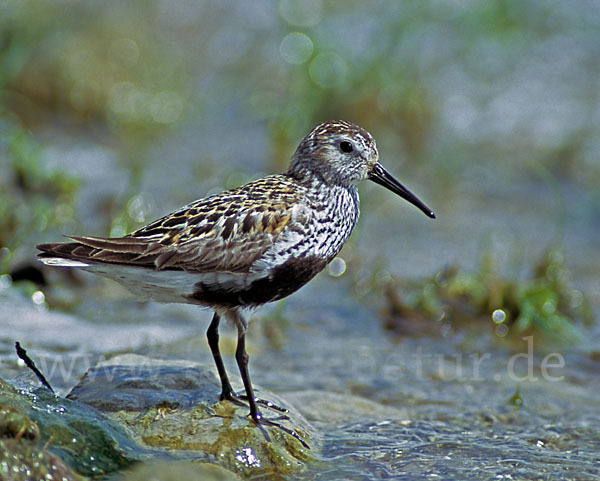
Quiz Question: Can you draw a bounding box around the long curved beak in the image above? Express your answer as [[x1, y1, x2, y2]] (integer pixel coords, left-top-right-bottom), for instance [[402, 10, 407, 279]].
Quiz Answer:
[[369, 163, 435, 219]]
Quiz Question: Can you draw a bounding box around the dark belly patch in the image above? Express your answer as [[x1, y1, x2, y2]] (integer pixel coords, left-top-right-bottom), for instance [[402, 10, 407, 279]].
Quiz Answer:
[[186, 256, 328, 307]]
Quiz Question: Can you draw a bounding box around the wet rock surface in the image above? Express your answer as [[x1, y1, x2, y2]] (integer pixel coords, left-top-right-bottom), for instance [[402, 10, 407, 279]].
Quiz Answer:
[[0, 439, 86, 481], [119, 460, 243, 481], [67, 354, 314, 478], [1, 354, 314, 479], [0, 377, 139, 480]]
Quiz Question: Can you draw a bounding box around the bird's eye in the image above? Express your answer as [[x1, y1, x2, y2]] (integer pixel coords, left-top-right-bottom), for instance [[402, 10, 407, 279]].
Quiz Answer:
[[339, 141, 354, 153]]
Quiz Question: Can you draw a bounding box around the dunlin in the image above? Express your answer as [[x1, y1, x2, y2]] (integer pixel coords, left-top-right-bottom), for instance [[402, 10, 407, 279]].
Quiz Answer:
[[37, 120, 434, 441]]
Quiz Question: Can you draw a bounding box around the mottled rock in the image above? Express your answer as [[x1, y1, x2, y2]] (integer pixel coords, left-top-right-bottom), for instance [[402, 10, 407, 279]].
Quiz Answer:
[[68, 354, 314, 477]]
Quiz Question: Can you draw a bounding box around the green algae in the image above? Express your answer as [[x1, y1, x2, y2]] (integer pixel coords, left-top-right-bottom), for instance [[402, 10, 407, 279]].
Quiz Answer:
[[0, 377, 141, 479], [0, 383, 86, 481], [0, 438, 86, 481], [0, 403, 40, 441]]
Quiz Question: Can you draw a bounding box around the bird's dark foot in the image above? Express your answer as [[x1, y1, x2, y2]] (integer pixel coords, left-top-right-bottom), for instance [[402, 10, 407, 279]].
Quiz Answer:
[[220, 389, 289, 415], [249, 411, 310, 450], [219, 389, 308, 449], [219, 388, 248, 408], [239, 394, 289, 414]]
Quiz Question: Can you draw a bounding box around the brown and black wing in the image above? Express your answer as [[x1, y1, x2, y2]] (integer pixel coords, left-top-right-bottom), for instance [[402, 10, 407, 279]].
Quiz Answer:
[[37, 175, 302, 274]]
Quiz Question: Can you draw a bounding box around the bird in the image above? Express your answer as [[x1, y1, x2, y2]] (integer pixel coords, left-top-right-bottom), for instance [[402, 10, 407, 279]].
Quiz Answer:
[[37, 120, 435, 442]]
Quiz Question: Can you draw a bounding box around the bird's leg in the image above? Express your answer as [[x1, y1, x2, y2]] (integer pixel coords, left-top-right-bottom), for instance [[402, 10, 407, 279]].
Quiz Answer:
[[208, 311, 287, 413], [225, 311, 310, 449], [235, 321, 309, 448], [232, 315, 288, 414], [206, 312, 238, 402], [234, 322, 261, 422]]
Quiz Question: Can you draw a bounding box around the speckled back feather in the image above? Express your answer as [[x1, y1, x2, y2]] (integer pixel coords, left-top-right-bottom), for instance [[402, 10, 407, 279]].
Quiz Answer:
[[38, 174, 308, 273]]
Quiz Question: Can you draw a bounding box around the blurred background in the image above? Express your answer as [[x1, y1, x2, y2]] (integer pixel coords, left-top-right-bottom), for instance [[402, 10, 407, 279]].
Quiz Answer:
[[1, 0, 599, 291], [1, 1, 599, 478]]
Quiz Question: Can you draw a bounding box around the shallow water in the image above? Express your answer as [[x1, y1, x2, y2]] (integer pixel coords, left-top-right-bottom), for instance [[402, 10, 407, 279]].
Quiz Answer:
[[2, 265, 599, 479]]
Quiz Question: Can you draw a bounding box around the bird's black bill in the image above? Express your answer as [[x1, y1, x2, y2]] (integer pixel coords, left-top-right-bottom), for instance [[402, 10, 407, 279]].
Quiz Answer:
[[369, 163, 435, 219]]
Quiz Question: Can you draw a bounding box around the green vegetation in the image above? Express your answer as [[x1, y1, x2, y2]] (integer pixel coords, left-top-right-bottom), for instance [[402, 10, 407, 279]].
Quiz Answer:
[[0, 126, 78, 274], [507, 385, 523, 408], [382, 247, 593, 345]]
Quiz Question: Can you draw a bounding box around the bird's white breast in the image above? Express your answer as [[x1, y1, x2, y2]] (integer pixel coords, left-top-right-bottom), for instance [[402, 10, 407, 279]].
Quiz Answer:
[[253, 184, 359, 272]]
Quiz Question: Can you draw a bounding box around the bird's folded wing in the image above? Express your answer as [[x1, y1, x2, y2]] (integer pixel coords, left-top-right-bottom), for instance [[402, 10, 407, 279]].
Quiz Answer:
[[37, 199, 297, 274]]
